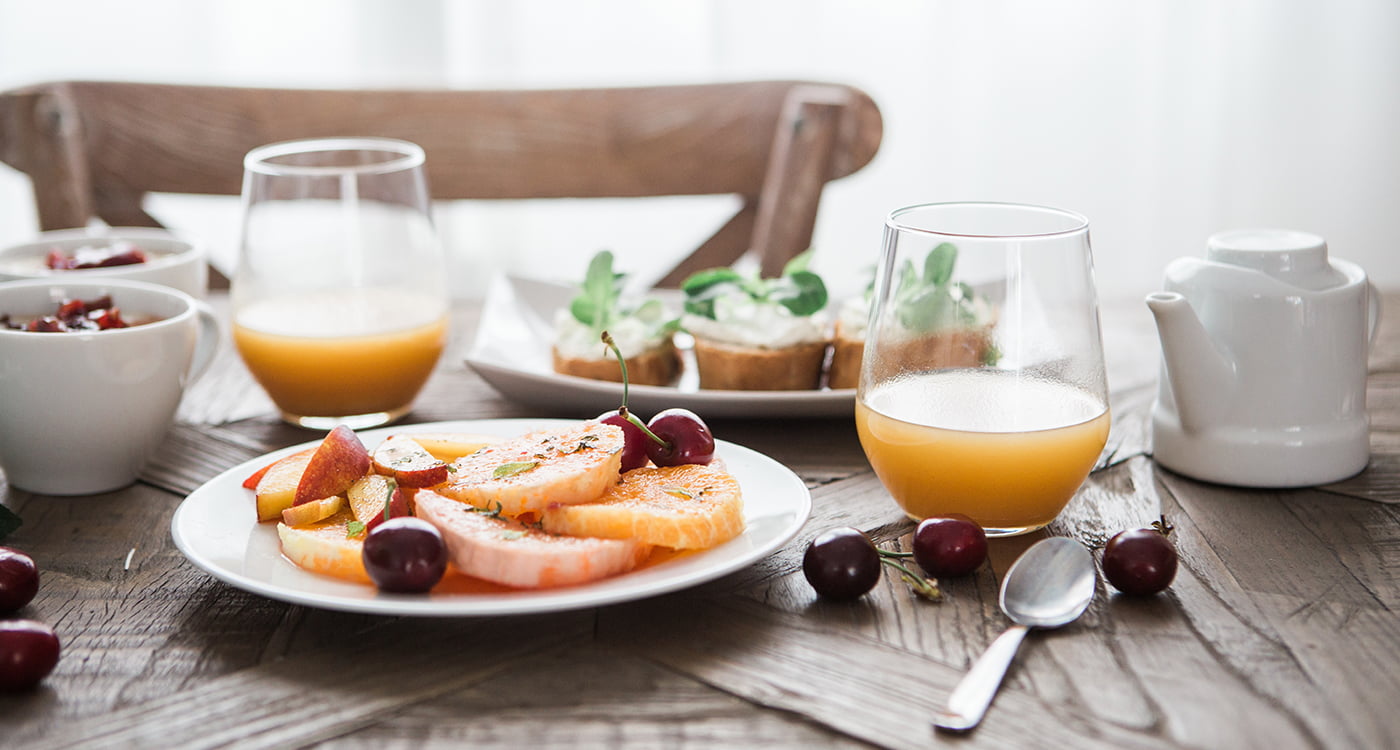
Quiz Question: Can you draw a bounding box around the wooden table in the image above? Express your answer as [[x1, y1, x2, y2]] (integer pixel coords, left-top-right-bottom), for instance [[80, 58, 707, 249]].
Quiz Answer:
[[2, 292, 1397, 750]]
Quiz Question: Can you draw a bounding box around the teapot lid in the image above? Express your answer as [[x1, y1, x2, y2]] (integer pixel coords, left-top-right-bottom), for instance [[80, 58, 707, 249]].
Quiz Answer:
[[1206, 229, 1339, 287]]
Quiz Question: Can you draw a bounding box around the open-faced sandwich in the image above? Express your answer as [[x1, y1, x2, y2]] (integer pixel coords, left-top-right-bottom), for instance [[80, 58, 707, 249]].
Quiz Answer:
[[680, 252, 830, 390], [828, 242, 996, 389], [552, 250, 680, 386]]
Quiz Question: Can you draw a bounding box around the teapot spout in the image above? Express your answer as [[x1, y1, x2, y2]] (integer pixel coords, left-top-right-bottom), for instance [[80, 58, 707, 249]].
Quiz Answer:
[[1145, 292, 1237, 433]]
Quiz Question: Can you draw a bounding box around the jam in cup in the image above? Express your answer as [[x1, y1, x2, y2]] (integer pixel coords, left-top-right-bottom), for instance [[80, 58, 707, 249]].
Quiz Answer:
[[0, 279, 219, 495]]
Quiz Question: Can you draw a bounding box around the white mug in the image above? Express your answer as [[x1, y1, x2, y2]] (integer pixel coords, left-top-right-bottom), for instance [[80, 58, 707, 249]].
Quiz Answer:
[[0, 279, 219, 495]]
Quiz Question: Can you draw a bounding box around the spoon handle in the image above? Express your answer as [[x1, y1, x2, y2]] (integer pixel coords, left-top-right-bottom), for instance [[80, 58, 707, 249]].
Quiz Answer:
[[932, 624, 1030, 731]]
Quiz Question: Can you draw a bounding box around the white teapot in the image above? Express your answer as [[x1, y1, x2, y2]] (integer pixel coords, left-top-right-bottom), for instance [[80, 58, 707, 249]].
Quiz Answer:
[[1146, 229, 1378, 487]]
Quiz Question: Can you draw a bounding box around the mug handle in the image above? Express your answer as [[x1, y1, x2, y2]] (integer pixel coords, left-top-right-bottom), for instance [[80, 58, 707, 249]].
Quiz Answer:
[[1368, 281, 1382, 351], [188, 300, 221, 383]]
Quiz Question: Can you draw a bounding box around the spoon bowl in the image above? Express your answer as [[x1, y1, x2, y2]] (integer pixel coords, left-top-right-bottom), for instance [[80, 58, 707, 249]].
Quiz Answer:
[[933, 536, 1096, 732]]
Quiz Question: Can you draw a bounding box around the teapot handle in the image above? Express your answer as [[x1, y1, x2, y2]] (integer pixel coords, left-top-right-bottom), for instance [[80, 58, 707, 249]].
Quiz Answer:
[[1368, 281, 1382, 351]]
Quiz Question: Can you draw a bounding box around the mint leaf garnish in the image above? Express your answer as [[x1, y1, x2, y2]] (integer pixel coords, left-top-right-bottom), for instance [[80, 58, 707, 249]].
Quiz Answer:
[[493, 461, 539, 478], [346, 521, 366, 539]]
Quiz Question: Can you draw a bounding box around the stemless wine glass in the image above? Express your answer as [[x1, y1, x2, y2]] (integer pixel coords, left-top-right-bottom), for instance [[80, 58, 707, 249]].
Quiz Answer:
[[232, 138, 449, 430], [855, 202, 1110, 537]]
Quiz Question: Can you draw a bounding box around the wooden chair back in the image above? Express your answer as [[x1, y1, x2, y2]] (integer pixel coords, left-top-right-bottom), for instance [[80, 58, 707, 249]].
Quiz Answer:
[[0, 80, 881, 287]]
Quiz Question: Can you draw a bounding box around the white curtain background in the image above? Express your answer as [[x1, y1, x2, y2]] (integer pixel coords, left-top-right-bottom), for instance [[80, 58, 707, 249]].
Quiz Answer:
[[1, 0, 1397, 308]]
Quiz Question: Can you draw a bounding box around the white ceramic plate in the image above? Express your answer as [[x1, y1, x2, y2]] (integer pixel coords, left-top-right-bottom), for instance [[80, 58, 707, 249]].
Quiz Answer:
[[170, 419, 811, 617], [464, 275, 855, 418]]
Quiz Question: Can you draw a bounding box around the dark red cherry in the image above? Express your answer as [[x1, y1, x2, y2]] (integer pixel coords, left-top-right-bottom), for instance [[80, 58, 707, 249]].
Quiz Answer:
[[597, 409, 650, 471], [644, 408, 715, 467], [912, 515, 988, 578]]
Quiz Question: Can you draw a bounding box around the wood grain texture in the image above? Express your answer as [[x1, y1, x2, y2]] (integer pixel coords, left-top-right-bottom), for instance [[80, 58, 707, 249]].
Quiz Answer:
[[1, 294, 1397, 748]]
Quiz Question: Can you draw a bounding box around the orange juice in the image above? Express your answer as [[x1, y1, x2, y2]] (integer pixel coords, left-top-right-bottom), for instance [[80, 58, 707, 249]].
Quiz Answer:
[[233, 288, 447, 420], [856, 370, 1109, 535]]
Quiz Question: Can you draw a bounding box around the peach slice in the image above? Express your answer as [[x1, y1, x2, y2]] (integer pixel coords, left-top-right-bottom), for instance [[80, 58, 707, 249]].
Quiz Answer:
[[372, 434, 449, 488], [294, 425, 372, 506], [254, 449, 316, 522], [347, 473, 411, 531], [400, 432, 501, 462], [281, 495, 344, 527]]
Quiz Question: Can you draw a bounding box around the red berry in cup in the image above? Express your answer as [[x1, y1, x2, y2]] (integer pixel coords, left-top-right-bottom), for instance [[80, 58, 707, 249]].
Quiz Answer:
[[362, 517, 448, 593], [912, 515, 988, 578], [645, 408, 715, 467], [0, 619, 60, 692], [803, 527, 882, 600], [0, 547, 39, 613], [1102, 516, 1178, 596]]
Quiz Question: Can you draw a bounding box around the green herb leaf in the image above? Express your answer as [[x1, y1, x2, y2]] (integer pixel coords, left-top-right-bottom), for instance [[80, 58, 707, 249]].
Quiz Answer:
[[661, 486, 695, 499], [680, 268, 745, 319], [501, 530, 527, 541], [923, 243, 957, 286], [0, 504, 21, 541], [680, 267, 744, 295], [346, 521, 366, 539], [771, 270, 828, 317], [471, 502, 504, 518], [570, 250, 623, 332], [493, 461, 539, 479]]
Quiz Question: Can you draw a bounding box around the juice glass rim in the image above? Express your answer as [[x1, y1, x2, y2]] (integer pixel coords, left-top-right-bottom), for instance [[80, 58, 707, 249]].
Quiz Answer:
[[887, 201, 1089, 240], [244, 137, 425, 178]]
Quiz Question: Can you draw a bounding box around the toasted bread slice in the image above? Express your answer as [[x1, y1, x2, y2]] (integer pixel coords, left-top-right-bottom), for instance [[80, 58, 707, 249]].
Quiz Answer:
[[435, 422, 624, 518], [541, 463, 743, 550], [552, 341, 680, 387], [415, 490, 650, 588], [690, 338, 828, 391]]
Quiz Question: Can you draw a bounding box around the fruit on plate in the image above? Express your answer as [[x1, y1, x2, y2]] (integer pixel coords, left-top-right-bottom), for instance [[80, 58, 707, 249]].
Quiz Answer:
[[435, 423, 625, 517], [347, 473, 412, 532], [294, 425, 372, 505], [362, 517, 448, 593], [399, 432, 500, 462], [540, 463, 743, 549], [254, 449, 316, 522], [414, 490, 651, 588], [596, 331, 717, 471], [276, 509, 371, 584], [371, 434, 449, 488], [281, 495, 344, 527]]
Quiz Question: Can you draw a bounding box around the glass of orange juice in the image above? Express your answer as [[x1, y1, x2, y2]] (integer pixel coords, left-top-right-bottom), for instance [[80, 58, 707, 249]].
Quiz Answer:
[[232, 138, 448, 430], [855, 202, 1110, 537]]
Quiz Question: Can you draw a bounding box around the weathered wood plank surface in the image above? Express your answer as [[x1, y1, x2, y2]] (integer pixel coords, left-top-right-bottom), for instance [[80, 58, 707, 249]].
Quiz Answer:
[[1, 294, 1397, 749]]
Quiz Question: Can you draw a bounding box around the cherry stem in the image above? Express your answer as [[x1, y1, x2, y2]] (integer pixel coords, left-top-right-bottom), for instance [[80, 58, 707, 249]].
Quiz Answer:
[[382, 479, 398, 522], [878, 549, 914, 559], [601, 330, 671, 450], [879, 555, 942, 602], [1152, 514, 1174, 537]]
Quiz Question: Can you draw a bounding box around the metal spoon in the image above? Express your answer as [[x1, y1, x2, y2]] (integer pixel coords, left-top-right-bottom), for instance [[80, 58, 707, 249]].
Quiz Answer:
[[932, 536, 1097, 732]]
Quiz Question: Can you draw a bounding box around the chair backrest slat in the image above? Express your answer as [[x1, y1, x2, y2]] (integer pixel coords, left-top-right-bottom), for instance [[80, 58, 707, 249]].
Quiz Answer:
[[0, 79, 882, 284]]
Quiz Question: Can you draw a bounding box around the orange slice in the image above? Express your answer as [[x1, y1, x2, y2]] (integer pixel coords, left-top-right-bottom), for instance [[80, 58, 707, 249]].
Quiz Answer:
[[276, 509, 370, 584], [540, 463, 744, 549], [436, 423, 624, 518]]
